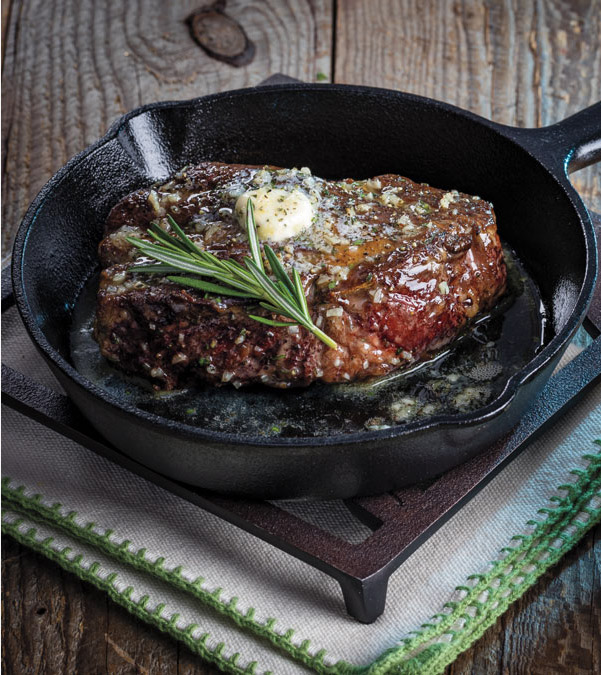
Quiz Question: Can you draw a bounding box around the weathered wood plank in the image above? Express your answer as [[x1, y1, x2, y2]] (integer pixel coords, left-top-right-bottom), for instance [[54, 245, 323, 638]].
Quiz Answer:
[[497, 527, 598, 675], [335, 0, 600, 212], [1, 0, 12, 64], [106, 600, 180, 675], [0, 0, 333, 256], [446, 523, 600, 675], [1, 535, 221, 674], [1, 533, 109, 674]]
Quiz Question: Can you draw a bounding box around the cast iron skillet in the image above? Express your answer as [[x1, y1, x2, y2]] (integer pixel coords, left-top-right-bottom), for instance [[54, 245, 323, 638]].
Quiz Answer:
[[11, 83, 601, 499]]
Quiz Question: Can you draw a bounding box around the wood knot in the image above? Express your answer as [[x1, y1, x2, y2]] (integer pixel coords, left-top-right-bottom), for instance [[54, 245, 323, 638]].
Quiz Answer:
[[187, 0, 255, 67]]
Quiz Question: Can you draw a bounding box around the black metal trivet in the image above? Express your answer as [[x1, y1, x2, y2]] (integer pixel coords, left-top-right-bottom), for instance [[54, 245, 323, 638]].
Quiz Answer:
[[2, 179, 600, 624]]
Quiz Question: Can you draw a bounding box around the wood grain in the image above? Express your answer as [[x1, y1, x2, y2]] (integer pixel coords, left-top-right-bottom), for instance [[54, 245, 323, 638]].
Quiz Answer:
[[1, 0, 11, 64], [335, 0, 601, 212], [0, 0, 333, 256], [2, 0, 601, 672], [1, 534, 220, 675]]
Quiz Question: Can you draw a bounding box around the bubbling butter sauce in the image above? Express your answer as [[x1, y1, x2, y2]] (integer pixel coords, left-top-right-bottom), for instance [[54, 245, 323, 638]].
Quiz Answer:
[[71, 244, 546, 438]]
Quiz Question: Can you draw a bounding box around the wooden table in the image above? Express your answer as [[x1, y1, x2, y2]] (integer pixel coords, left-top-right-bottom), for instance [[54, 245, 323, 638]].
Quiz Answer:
[[2, 0, 600, 672]]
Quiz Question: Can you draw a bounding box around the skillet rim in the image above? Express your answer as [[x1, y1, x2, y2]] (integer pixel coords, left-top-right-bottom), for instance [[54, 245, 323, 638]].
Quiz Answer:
[[11, 82, 598, 449]]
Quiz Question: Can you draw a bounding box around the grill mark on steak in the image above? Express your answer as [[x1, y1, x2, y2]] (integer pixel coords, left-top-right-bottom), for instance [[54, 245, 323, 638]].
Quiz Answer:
[[94, 162, 507, 389]]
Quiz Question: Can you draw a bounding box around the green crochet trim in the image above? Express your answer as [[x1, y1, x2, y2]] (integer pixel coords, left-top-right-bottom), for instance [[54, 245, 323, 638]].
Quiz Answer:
[[1, 481, 347, 675], [365, 442, 601, 675], [1, 515, 266, 675], [3, 441, 600, 675]]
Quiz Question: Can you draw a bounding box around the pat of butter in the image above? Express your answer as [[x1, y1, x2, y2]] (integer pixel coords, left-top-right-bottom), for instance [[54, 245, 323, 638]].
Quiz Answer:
[[235, 187, 312, 242]]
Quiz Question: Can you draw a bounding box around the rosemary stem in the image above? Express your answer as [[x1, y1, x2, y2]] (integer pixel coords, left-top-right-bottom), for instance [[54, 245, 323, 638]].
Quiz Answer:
[[303, 323, 338, 350], [126, 212, 338, 350]]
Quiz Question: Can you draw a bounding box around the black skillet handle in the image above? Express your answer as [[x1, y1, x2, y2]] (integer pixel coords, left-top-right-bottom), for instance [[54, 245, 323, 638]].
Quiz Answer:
[[550, 102, 601, 173], [504, 101, 601, 176]]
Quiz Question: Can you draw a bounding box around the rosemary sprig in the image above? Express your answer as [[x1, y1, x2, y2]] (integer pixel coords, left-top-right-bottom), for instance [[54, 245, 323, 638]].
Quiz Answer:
[[125, 203, 337, 349]]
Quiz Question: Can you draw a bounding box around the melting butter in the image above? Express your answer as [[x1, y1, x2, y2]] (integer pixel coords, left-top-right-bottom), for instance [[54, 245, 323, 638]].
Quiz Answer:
[[235, 187, 312, 242]]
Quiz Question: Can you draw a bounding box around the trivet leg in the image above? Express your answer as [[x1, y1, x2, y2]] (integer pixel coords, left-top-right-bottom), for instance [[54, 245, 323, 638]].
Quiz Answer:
[[339, 573, 389, 623]]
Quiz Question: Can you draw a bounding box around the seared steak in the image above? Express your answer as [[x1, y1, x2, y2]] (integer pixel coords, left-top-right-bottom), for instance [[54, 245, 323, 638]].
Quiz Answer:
[[94, 162, 506, 389]]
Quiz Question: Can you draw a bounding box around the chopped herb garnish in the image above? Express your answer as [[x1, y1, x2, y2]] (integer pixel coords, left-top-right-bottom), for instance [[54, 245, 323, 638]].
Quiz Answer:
[[198, 357, 209, 366], [352, 239, 365, 246], [328, 281, 337, 290]]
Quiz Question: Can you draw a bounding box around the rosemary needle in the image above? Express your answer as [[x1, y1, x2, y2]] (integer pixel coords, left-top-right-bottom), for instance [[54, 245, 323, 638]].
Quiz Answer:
[[125, 202, 338, 349]]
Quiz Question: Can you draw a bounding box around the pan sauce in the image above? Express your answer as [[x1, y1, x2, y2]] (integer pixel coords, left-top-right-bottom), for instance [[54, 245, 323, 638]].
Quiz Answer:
[[71, 244, 546, 438]]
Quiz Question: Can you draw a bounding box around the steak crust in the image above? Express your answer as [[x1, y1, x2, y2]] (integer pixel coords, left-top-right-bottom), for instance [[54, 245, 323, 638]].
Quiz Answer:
[[94, 162, 506, 389]]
